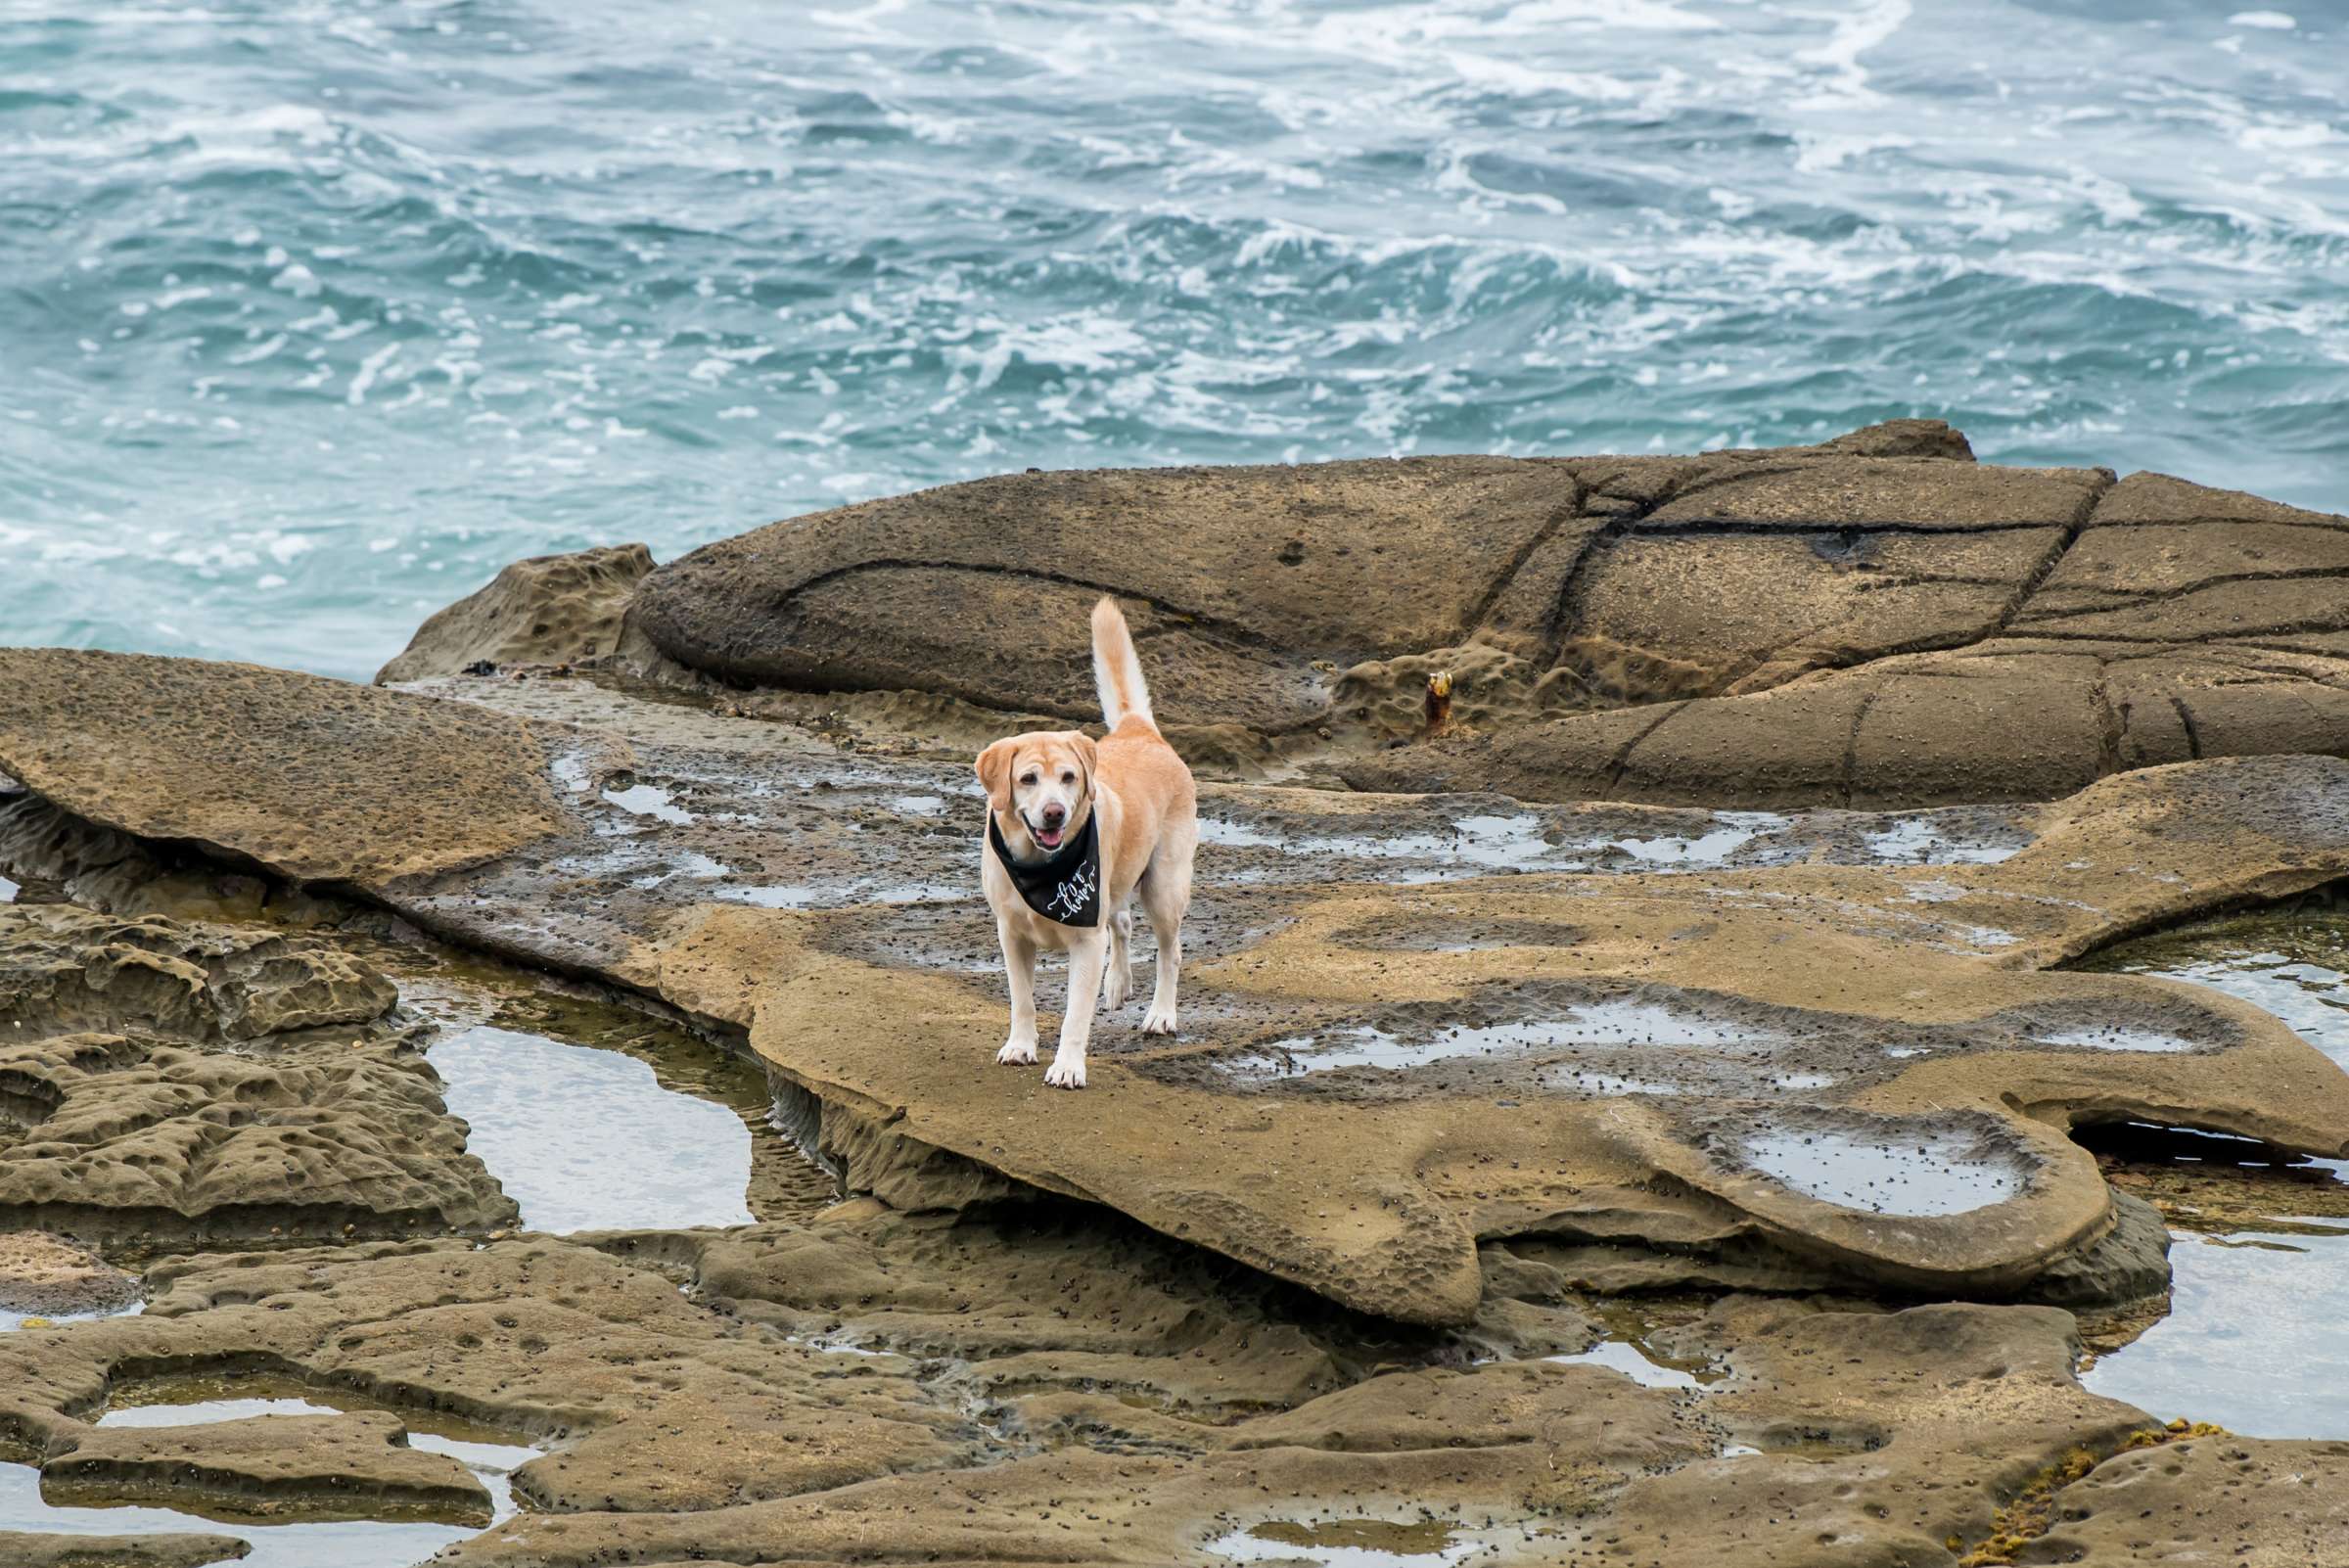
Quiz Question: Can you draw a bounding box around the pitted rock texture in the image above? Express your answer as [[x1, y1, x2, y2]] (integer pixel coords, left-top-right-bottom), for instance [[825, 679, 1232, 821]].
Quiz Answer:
[[0, 902, 395, 1043], [2015, 1434, 2349, 1567], [0, 1231, 140, 1317], [0, 1203, 2275, 1568], [429, 1295, 2170, 1568], [0, 902, 512, 1243], [621, 425, 2349, 806], [375, 542, 655, 684], [9, 662, 2349, 1321], [0, 651, 566, 883]]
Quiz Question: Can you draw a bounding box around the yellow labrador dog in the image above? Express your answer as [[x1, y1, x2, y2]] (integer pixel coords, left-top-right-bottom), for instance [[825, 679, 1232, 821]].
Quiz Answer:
[[975, 597, 1197, 1089]]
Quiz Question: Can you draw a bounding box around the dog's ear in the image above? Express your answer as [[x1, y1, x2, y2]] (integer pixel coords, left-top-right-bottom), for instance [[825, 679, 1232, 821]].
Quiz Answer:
[[1066, 731, 1099, 799], [975, 739, 1018, 814]]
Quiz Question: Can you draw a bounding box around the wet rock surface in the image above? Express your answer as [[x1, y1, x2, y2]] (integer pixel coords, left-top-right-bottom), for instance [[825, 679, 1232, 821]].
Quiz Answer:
[[7, 663, 2349, 1323], [6, 459, 2349, 1563]]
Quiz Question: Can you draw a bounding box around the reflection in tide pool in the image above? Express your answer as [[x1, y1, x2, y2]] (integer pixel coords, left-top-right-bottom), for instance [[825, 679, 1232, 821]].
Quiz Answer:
[[1207, 1517, 1488, 1567], [2084, 910, 2349, 1067], [1742, 1127, 2026, 1217], [0, 1378, 541, 1566], [1546, 1339, 1712, 1392], [2085, 1226, 2349, 1440], [431, 1025, 754, 1233], [1228, 1000, 1781, 1079], [2077, 913, 2349, 1437], [0, 1460, 479, 1568]]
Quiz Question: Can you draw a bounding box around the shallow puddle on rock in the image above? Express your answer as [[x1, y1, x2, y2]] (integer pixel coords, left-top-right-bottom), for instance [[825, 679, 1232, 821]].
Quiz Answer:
[[2085, 1224, 2349, 1439], [716, 878, 963, 909], [1860, 816, 2024, 865], [392, 953, 838, 1230], [1206, 1516, 1482, 1566], [1741, 1127, 2027, 1217], [1607, 811, 1786, 865], [1545, 1337, 1715, 1390], [429, 1023, 757, 1233], [1, 1302, 143, 1334], [1230, 1001, 1783, 1079], [2068, 912, 2349, 1436], [599, 781, 694, 825], [0, 872, 16, 901], [2030, 1024, 2198, 1052], [2085, 913, 2349, 1073], [0, 1463, 485, 1568]]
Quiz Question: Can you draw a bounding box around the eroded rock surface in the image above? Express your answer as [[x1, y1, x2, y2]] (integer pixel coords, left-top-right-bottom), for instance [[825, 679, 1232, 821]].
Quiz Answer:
[[375, 543, 654, 684], [0, 901, 512, 1245], [0, 652, 565, 883], [0, 1232, 141, 1318], [3, 624, 2347, 1562], [2016, 1435, 2349, 1566], [6, 661, 2347, 1322], [610, 427, 2349, 807]]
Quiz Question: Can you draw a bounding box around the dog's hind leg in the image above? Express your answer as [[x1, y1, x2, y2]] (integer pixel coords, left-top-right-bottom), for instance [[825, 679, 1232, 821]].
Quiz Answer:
[[1100, 909, 1133, 1011], [994, 922, 1039, 1066], [1137, 849, 1191, 1037]]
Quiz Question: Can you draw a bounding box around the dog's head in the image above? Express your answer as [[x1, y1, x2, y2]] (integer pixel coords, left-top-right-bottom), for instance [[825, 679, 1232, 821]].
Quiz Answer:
[[976, 730, 1098, 856]]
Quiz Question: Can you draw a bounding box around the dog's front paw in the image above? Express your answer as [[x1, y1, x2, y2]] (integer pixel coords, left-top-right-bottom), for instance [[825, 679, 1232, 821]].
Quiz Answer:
[[996, 1038, 1038, 1066], [1042, 1055, 1087, 1089], [1141, 1004, 1177, 1036]]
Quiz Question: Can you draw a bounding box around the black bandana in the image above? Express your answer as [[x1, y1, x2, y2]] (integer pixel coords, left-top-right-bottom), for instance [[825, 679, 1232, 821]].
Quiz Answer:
[[989, 810, 1101, 927]]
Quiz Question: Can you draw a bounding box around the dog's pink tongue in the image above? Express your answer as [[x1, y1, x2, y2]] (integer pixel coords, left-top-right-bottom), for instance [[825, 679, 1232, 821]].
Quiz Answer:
[[1036, 826, 1064, 849]]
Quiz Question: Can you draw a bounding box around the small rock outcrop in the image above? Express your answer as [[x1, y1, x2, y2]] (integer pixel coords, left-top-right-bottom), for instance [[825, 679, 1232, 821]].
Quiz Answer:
[[375, 542, 655, 683]]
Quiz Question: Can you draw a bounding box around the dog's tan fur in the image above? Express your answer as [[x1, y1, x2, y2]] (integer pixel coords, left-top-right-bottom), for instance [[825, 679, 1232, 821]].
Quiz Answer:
[[976, 598, 1196, 1088]]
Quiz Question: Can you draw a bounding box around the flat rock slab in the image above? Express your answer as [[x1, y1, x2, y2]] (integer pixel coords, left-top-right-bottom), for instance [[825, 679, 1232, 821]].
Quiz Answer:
[[0, 1533, 250, 1567], [42, 1410, 491, 1523], [0, 651, 566, 883], [7, 660, 2349, 1323], [584, 426, 2349, 807]]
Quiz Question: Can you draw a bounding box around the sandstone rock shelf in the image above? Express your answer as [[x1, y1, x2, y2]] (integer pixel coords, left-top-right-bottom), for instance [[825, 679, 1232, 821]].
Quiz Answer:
[[375, 421, 2349, 809]]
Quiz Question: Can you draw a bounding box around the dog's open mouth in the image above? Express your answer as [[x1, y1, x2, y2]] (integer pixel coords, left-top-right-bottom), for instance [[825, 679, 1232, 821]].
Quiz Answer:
[[1032, 821, 1066, 851]]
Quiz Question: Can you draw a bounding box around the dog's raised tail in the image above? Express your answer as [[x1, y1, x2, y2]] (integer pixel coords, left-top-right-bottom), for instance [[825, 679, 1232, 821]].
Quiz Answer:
[[1091, 596, 1155, 731]]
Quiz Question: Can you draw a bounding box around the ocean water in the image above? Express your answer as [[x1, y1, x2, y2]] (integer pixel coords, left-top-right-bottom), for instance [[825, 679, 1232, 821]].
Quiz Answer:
[[2, 0, 2343, 681]]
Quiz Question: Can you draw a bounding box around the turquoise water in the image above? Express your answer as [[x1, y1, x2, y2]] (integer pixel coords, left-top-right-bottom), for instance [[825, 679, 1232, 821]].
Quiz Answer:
[[3, 1, 2343, 680]]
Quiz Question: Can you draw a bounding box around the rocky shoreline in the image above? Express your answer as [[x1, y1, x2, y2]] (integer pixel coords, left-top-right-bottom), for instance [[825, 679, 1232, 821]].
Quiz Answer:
[[4, 424, 2348, 1565]]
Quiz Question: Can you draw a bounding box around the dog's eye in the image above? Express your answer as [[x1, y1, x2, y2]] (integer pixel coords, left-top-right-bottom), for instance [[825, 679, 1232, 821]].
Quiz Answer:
[[1019, 771, 1037, 786], [1060, 770, 1076, 784]]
